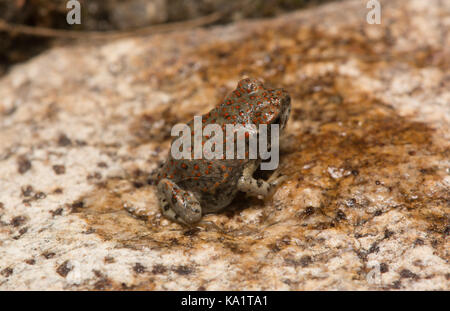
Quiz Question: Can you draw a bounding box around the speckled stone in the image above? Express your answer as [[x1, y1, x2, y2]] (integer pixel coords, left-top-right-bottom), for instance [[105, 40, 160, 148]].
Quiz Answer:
[[0, 0, 448, 290]]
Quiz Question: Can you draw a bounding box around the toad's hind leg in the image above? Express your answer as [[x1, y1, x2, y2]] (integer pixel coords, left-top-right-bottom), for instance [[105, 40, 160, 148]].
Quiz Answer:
[[157, 178, 202, 225]]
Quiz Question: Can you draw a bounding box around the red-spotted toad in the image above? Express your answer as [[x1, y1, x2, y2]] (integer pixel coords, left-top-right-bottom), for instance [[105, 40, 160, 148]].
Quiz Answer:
[[156, 78, 291, 225]]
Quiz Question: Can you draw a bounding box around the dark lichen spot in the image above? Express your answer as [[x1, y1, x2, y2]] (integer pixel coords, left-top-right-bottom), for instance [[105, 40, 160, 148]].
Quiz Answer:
[[87, 172, 102, 180], [285, 255, 312, 268], [368, 243, 380, 254], [400, 269, 419, 279], [152, 264, 167, 274], [82, 227, 96, 234], [1, 267, 13, 277], [18, 227, 28, 235], [97, 162, 108, 168], [384, 229, 394, 239], [414, 238, 424, 246], [268, 242, 281, 253], [336, 210, 346, 220], [52, 165, 66, 175], [11, 215, 27, 227], [17, 155, 31, 174], [183, 227, 200, 236], [380, 263, 389, 273], [34, 192, 46, 200], [94, 277, 112, 290], [56, 260, 73, 278], [173, 265, 194, 275], [25, 259, 36, 265], [302, 206, 315, 217], [104, 256, 115, 264], [71, 200, 85, 213], [390, 280, 401, 289], [132, 181, 144, 188], [21, 185, 34, 197], [133, 263, 146, 274], [58, 134, 72, 147], [53, 188, 64, 194], [299, 255, 313, 267], [50, 208, 64, 217], [42, 251, 56, 259]]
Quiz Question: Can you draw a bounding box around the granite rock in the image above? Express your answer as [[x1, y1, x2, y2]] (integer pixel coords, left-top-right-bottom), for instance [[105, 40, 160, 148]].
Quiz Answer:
[[0, 0, 448, 290]]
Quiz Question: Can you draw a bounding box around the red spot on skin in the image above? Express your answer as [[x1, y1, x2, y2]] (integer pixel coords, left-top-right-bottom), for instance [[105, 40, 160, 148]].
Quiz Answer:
[[194, 165, 199, 170], [250, 96, 255, 100], [245, 132, 250, 138], [205, 170, 209, 174], [196, 173, 201, 177]]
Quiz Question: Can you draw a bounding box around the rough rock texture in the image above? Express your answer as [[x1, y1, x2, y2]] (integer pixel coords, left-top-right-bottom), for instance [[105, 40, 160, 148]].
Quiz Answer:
[[0, 0, 449, 290]]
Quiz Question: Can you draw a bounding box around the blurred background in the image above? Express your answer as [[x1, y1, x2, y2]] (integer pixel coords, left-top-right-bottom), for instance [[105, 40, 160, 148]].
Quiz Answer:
[[0, 0, 340, 76]]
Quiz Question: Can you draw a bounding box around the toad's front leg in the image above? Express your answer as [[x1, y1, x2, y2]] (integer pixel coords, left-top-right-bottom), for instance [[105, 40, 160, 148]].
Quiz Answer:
[[157, 178, 202, 225], [237, 162, 286, 199]]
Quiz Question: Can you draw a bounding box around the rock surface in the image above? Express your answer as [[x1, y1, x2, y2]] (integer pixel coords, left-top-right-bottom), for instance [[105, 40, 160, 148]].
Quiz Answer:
[[0, 0, 448, 290]]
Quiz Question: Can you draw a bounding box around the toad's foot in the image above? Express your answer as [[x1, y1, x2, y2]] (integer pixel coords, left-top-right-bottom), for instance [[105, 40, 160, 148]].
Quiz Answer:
[[157, 178, 202, 225], [238, 166, 287, 199]]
